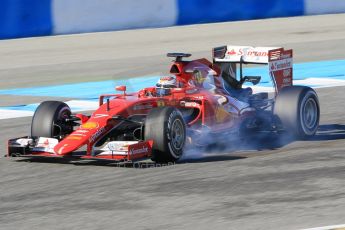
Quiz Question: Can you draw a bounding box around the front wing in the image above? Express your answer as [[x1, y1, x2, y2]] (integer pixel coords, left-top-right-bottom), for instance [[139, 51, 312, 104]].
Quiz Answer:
[[7, 136, 153, 162]]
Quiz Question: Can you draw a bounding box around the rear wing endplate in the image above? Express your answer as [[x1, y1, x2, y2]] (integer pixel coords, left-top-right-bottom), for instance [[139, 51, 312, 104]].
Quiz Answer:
[[268, 48, 293, 92]]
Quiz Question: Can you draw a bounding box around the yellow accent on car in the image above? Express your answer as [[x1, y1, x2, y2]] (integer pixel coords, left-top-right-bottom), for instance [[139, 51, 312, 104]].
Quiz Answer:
[[215, 106, 229, 123], [81, 122, 99, 129]]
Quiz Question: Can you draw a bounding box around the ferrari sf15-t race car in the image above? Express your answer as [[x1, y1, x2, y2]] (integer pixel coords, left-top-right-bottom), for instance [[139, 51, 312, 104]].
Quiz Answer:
[[8, 45, 320, 163]]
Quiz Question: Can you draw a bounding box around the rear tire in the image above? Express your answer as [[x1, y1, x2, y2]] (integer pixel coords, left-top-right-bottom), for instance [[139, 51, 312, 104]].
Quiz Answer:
[[31, 101, 72, 138], [274, 86, 320, 139], [145, 107, 186, 163]]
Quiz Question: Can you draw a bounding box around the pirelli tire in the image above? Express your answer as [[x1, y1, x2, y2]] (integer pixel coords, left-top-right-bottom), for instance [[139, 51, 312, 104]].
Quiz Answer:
[[31, 101, 72, 138], [145, 107, 186, 163], [274, 86, 320, 139]]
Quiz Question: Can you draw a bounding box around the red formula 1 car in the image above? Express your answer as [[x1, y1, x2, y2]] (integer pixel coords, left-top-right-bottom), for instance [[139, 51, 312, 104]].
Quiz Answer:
[[8, 45, 320, 163]]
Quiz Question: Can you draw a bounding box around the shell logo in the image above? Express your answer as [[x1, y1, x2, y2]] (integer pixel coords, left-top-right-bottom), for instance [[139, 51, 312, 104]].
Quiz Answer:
[[157, 101, 165, 107], [81, 122, 99, 129]]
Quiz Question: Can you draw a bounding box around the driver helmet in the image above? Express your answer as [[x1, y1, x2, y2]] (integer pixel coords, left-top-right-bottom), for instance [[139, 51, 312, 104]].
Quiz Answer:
[[156, 76, 177, 96]]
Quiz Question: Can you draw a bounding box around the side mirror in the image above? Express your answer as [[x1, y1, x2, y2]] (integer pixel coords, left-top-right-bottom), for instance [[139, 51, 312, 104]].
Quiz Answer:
[[115, 85, 127, 92], [115, 85, 126, 92], [115, 85, 126, 95]]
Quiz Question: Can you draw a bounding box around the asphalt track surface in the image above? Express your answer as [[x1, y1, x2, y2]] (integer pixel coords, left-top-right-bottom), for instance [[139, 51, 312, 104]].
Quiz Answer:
[[0, 14, 345, 230]]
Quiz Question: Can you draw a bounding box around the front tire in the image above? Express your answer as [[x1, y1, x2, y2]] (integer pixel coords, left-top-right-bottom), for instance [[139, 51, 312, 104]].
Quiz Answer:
[[274, 86, 320, 139], [31, 101, 72, 138], [145, 107, 186, 163]]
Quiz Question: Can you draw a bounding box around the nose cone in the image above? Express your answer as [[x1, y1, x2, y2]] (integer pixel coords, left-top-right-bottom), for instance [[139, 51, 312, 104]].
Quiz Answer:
[[54, 131, 91, 155]]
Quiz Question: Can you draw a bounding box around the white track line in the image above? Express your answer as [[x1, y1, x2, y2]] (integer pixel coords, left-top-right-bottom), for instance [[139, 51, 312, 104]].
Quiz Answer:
[[302, 224, 345, 230], [0, 110, 34, 120], [0, 100, 99, 120]]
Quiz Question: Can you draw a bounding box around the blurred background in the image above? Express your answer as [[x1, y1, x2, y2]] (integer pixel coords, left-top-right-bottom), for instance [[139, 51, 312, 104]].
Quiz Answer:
[[1, 0, 345, 40]]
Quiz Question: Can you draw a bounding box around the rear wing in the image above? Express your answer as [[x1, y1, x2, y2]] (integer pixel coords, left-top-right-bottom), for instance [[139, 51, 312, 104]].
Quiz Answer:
[[213, 45, 293, 92]]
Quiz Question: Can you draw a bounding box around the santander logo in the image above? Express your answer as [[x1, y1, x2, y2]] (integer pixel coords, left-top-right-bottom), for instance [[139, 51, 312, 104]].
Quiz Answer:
[[227, 48, 268, 57], [130, 146, 148, 155]]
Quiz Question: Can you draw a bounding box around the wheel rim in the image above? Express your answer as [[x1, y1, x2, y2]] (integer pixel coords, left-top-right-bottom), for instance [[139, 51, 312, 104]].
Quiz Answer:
[[58, 107, 71, 120], [53, 107, 71, 137], [302, 98, 318, 130], [170, 119, 185, 151]]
